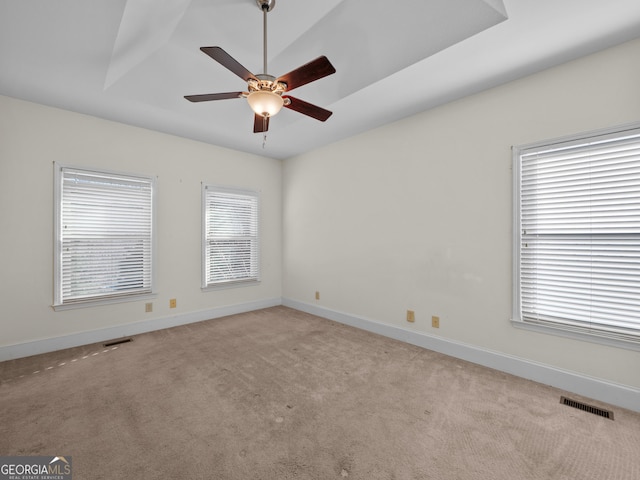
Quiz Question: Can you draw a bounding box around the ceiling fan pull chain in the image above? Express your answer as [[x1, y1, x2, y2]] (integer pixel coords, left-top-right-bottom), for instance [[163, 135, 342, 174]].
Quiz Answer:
[[262, 115, 268, 149]]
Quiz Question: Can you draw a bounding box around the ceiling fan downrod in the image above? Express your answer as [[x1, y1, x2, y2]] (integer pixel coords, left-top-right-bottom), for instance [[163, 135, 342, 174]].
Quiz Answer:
[[257, 0, 275, 75]]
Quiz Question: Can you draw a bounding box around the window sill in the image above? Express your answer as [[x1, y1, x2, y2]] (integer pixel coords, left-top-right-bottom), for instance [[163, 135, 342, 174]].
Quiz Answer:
[[53, 292, 157, 311], [201, 279, 261, 292], [510, 319, 640, 352]]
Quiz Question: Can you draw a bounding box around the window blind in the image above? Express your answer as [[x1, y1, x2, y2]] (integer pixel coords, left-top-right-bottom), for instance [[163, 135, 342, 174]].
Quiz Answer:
[[517, 128, 640, 342], [55, 167, 154, 305], [203, 186, 260, 287]]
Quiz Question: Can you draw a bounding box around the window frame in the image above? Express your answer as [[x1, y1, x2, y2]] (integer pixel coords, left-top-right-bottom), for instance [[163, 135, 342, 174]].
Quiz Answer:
[[53, 163, 157, 310], [201, 184, 261, 290], [512, 122, 640, 351]]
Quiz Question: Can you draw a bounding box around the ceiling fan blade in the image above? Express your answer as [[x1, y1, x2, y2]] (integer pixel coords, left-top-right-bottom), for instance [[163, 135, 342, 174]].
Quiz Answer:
[[184, 92, 244, 102], [253, 114, 270, 133], [277, 56, 336, 92], [283, 96, 333, 122], [200, 46, 258, 82]]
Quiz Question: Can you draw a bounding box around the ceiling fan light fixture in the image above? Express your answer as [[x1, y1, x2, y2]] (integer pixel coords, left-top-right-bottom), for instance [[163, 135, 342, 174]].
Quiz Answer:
[[247, 90, 284, 117], [184, 0, 335, 133]]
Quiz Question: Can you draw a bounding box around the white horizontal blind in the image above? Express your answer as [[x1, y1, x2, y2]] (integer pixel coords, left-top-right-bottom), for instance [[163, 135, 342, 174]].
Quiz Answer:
[[56, 167, 154, 305], [517, 128, 640, 342], [203, 186, 260, 287]]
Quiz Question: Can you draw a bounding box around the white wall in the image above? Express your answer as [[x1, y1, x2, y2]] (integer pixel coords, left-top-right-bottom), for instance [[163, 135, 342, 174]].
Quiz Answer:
[[283, 38, 640, 390], [0, 95, 282, 352]]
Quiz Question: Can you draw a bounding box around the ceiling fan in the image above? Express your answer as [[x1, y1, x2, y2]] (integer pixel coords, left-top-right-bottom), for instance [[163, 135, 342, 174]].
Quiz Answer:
[[185, 0, 336, 134]]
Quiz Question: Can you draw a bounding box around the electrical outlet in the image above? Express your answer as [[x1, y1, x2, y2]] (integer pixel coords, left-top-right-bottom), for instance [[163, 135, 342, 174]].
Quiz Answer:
[[315, 291, 320, 300], [145, 302, 153, 313], [169, 298, 177, 309], [432, 315, 440, 328], [407, 310, 415, 323]]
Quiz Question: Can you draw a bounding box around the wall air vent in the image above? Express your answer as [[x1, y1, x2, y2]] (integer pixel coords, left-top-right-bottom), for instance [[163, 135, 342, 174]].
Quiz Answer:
[[560, 396, 614, 420]]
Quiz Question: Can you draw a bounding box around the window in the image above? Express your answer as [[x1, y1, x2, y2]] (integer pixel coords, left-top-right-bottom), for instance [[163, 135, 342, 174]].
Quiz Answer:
[[202, 185, 260, 288], [513, 124, 640, 348], [54, 164, 155, 308]]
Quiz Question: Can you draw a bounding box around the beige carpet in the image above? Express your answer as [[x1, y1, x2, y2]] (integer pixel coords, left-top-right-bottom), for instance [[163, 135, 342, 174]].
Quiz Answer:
[[1, 306, 639, 479]]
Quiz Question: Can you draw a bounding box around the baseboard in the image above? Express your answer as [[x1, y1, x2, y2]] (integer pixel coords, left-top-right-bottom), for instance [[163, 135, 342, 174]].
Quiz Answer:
[[283, 298, 640, 413], [0, 297, 282, 362]]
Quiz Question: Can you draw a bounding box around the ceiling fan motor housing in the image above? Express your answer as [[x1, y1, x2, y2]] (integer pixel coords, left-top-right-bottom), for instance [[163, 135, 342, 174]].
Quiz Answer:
[[251, 74, 287, 94]]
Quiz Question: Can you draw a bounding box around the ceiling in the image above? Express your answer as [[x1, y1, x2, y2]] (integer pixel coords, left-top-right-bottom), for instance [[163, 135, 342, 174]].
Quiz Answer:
[[1, 0, 640, 160]]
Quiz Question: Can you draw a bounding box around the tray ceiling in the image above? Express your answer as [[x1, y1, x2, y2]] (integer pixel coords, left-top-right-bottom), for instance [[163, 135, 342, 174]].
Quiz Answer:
[[1, 0, 640, 159]]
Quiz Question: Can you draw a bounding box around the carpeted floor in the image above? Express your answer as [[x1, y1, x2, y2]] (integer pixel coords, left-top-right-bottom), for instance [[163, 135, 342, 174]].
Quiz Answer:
[[1, 306, 639, 479]]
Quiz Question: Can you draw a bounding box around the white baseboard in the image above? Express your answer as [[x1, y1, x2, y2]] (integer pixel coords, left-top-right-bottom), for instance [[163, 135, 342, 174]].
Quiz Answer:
[[283, 298, 640, 413], [0, 297, 282, 362]]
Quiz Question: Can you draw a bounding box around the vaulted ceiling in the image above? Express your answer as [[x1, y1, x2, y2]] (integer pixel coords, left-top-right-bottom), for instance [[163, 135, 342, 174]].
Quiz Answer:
[[2, 0, 640, 159]]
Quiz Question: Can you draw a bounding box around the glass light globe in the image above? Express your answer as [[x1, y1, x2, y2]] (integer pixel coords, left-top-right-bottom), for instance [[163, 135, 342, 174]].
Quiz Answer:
[[247, 90, 284, 117]]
